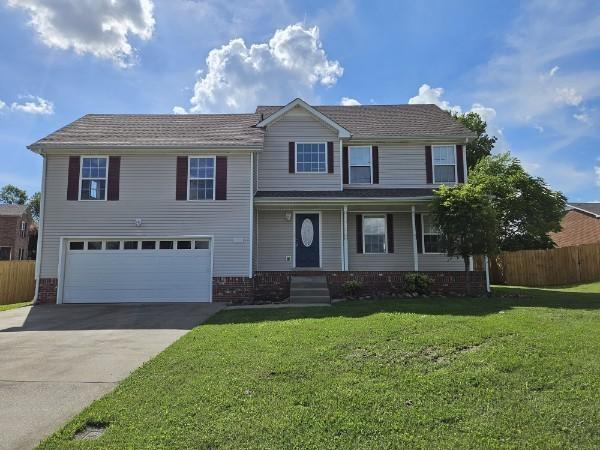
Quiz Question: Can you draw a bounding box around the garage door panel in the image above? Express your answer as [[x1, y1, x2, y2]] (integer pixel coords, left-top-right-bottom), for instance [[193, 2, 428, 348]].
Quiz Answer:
[[62, 240, 212, 303]]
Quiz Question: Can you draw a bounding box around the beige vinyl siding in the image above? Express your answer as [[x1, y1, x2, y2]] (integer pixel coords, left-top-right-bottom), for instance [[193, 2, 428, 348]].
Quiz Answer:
[[343, 142, 463, 189], [419, 254, 464, 271], [347, 212, 415, 271], [259, 107, 340, 191], [40, 153, 251, 278], [256, 209, 342, 271]]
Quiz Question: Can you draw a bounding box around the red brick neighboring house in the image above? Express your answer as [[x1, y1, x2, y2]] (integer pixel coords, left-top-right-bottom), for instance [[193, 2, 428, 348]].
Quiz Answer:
[[549, 203, 600, 247], [0, 204, 33, 260]]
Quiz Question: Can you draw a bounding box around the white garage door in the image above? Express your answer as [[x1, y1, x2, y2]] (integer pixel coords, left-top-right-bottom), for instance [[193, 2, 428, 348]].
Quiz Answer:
[[61, 238, 212, 303]]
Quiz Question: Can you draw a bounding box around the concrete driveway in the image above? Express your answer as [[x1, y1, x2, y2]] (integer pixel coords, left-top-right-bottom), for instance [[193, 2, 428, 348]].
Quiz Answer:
[[0, 303, 224, 450]]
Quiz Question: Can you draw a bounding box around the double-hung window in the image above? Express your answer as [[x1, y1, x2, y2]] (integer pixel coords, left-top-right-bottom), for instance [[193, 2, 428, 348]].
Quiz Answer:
[[363, 215, 387, 253], [296, 143, 326, 173], [349, 146, 372, 184], [188, 157, 215, 200], [80, 157, 108, 200], [422, 215, 444, 253], [432, 145, 456, 183]]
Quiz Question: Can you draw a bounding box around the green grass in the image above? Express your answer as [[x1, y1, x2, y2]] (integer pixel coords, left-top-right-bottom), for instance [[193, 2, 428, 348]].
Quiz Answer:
[[0, 301, 31, 312], [39, 283, 600, 449]]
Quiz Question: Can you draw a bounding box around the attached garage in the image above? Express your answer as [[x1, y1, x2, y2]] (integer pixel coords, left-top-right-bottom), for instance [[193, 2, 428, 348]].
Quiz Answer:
[[59, 237, 212, 303]]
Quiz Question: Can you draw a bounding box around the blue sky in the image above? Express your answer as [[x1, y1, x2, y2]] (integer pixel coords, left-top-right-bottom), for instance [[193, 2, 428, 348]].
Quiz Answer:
[[1, 0, 599, 201]]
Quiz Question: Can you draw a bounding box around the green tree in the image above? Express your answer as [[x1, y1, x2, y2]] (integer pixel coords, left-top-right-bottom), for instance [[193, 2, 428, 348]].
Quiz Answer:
[[0, 184, 28, 205], [431, 183, 498, 295], [469, 152, 566, 251], [27, 192, 41, 222], [453, 111, 497, 169]]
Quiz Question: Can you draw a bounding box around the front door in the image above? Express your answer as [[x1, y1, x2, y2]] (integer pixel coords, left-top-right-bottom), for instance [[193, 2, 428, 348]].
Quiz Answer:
[[295, 213, 319, 267]]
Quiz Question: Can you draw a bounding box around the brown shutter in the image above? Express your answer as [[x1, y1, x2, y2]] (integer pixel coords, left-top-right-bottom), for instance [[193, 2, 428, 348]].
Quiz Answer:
[[176, 156, 188, 201], [107, 156, 120, 201], [289, 142, 295, 173], [67, 156, 80, 201], [386, 213, 394, 253], [372, 146, 379, 184], [415, 213, 423, 254], [456, 145, 465, 183], [356, 214, 363, 254], [215, 156, 227, 200], [327, 141, 334, 174], [425, 146, 433, 184], [342, 146, 349, 184]]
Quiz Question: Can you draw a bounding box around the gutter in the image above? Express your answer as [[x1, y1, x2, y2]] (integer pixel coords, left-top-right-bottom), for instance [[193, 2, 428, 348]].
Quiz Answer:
[[27, 144, 264, 154]]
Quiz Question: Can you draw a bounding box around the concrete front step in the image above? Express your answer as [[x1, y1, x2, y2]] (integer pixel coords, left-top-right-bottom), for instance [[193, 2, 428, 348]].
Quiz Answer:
[[290, 276, 330, 304]]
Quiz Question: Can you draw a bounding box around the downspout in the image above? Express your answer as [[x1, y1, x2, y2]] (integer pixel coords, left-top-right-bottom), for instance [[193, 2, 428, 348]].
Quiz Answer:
[[33, 151, 47, 304], [339, 138, 343, 191], [343, 205, 349, 271], [411, 206, 418, 271], [248, 152, 254, 278]]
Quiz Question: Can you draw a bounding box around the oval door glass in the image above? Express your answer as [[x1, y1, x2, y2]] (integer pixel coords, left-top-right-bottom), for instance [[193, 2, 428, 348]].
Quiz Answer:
[[301, 218, 314, 247]]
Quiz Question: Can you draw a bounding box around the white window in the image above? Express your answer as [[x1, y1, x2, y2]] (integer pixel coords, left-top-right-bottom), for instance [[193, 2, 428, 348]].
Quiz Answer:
[[188, 157, 215, 200], [432, 145, 456, 183], [80, 157, 108, 200], [363, 215, 387, 253], [349, 146, 372, 184], [20, 221, 27, 238], [296, 143, 326, 173], [422, 215, 444, 254]]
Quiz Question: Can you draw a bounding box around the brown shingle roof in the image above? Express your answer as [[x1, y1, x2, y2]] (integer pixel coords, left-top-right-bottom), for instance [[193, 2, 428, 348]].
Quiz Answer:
[[256, 104, 475, 139], [0, 204, 28, 216], [29, 113, 265, 150]]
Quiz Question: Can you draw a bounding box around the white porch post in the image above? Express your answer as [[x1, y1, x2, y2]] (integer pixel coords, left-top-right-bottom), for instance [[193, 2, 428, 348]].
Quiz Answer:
[[484, 255, 491, 294], [411, 205, 419, 271], [343, 205, 349, 271]]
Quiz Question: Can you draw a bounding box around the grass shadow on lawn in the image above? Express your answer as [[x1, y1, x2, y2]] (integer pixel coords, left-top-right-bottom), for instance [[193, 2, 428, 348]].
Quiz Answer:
[[212, 285, 600, 325]]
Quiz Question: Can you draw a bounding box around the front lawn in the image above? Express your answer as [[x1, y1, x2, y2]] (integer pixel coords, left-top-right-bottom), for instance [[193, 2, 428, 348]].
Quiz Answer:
[[40, 283, 600, 449], [0, 301, 31, 312]]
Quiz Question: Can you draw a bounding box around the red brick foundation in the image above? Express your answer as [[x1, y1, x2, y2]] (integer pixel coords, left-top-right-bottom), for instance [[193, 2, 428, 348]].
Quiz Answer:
[[212, 277, 254, 303], [37, 278, 58, 304]]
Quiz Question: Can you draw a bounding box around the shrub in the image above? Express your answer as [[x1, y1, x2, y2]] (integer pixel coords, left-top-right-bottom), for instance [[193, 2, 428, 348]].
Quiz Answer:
[[342, 280, 362, 297], [404, 273, 433, 295]]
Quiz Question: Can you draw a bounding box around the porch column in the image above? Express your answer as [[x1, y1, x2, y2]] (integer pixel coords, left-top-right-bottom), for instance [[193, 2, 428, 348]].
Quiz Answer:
[[343, 205, 349, 271], [411, 205, 419, 271]]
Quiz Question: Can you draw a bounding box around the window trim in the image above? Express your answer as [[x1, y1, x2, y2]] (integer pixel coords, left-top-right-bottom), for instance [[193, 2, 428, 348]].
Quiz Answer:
[[348, 145, 373, 185], [421, 214, 445, 254], [79, 156, 109, 201], [295, 142, 328, 174], [431, 145, 458, 184], [187, 155, 216, 201], [362, 214, 387, 254]]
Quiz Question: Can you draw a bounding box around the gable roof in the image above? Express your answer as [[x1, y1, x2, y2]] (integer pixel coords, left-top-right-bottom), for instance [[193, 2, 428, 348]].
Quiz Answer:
[[569, 203, 600, 217], [255, 98, 351, 138], [0, 204, 28, 217], [29, 113, 265, 151], [256, 103, 475, 140]]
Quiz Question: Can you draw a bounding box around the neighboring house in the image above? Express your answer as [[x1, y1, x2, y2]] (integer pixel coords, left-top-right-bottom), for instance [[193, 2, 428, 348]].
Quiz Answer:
[[549, 203, 600, 247], [0, 204, 33, 261], [29, 98, 485, 304]]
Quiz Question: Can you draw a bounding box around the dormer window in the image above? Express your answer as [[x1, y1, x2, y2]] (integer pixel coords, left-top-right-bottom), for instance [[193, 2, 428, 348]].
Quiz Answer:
[[296, 143, 326, 173], [349, 146, 372, 184], [80, 157, 108, 200]]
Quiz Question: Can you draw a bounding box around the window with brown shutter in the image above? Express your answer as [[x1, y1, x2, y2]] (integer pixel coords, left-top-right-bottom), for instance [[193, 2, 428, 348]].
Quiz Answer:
[[386, 213, 394, 252], [67, 156, 80, 201], [342, 146, 349, 184], [356, 214, 363, 253], [415, 213, 423, 253], [107, 156, 120, 201], [288, 142, 295, 173], [456, 145, 465, 183], [215, 156, 227, 200], [425, 146, 433, 184], [327, 141, 334, 173], [176, 156, 188, 200], [372, 146, 379, 184]]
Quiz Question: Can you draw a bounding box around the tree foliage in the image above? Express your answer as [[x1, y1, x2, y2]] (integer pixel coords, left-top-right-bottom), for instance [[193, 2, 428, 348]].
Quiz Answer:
[[453, 111, 497, 169], [431, 183, 498, 295], [469, 152, 567, 251], [0, 184, 28, 205], [27, 192, 41, 222]]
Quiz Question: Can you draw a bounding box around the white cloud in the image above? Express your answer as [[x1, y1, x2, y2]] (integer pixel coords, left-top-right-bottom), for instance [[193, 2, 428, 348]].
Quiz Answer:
[[340, 97, 360, 106], [10, 96, 54, 115], [549, 65, 560, 77], [534, 125, 544, 133], [0, 99, 5, 111], [408, 84, 462, 114], [554, 87, 582, 106], [469, 103, 497, 123], [573, 113, 591, 124], [8, 0, 155, 67], [595, 164, 600, 187], [180, 23, 343, 113], [172, 106, 188, 115]]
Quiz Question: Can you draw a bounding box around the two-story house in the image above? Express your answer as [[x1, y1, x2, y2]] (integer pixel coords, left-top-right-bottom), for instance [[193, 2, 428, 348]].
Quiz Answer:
[[29, 98, 485, 304], [0, 204, 33, 261]]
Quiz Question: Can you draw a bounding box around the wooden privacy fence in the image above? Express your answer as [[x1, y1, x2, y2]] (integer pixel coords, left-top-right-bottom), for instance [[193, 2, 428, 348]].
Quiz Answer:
[[477, 242, 600, 287], [0, 261, 35, 305]]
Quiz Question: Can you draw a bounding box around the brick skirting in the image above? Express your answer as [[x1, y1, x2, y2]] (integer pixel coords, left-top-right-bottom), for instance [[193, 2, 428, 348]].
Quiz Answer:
[[38, 278, 58, 304], [37, 272, 485, 305]]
